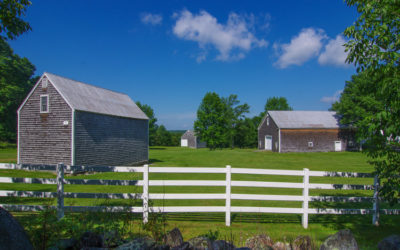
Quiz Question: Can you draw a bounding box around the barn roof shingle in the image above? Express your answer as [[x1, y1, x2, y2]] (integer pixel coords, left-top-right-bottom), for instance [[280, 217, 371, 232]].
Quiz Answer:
[[268, 111, 341, 129], [44, 72, 148, 120]]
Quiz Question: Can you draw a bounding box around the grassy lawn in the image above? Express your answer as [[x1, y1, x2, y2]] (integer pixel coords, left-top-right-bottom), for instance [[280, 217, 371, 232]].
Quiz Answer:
[[1, 146, 399, 248]]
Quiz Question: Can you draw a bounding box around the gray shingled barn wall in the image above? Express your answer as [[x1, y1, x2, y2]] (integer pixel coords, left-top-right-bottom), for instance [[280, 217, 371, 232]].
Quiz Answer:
[[258, 115, 279, 151], [74, 111, 148, 166], [19, 80, 72, 165], [181, 131, 197, 148], [280, 129, 344, 152]]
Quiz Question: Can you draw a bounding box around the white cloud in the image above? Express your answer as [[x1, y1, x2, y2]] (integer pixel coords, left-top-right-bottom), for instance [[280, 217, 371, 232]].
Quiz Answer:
[[172, 10, 268, 62], [141, 13, 163, 25], [318, 35, 349, 67], [321, 90, 343, 104], [274, 28, 326, 68]]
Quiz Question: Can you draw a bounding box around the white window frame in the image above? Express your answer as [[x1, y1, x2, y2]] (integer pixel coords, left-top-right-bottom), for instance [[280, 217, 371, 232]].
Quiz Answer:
[[40, 94, 49, 113], [308, 141, 313, 148]]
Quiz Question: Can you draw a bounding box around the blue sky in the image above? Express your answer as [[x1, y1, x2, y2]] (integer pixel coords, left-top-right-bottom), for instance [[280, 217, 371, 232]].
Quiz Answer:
[[9, 0, 358, 130]]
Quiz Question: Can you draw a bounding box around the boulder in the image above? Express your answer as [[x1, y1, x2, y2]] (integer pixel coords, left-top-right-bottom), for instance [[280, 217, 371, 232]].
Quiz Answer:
[[171, 241, 193, 250], [164, 228, 184, 247], [116, 236, 156, 250], [212, 240, 235, 250], [378, 235, 400, 250], [187, 236, 212, 250], [320, 229, 358, 250], [78, 231, 104, 248], [245, 234, 274, 250], [273, 241, 292, 250], [292, 235, 313, 250], [52, 238, 78, 249], [0, 207, 33, 250]]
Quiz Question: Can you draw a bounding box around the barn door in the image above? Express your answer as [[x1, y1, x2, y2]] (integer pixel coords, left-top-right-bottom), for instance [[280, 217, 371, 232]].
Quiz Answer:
[[334, 141, 342, 151], [265, 136, 272, 150], [181, 139, 188, 147]]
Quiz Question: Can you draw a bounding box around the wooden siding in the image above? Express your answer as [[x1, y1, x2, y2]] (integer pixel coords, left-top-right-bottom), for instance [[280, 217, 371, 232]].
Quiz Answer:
[[19, 81, 72, 165], [258, 115, 279, 151], [74, 111, 148, 166], [280, 129, 347, 152], [181, 132, 197, 148]]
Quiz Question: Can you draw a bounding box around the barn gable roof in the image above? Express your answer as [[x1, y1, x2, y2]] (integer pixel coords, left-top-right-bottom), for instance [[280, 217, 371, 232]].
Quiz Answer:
[[181, 130, 196, 138], [20, 72, 148, 120], [266, 111, 341, 129]]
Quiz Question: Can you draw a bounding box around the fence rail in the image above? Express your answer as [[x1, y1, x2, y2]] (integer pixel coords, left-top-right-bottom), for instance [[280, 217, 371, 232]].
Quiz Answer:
[[0, 163, 399, 228]]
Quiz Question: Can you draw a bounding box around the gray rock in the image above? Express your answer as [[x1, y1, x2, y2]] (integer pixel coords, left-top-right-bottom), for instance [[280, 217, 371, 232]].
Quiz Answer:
[[273, 241, 292, 250], [164, 228, 184, 247], [292, 235, 313, 250], [245, 234, 274, 250], [52, 238, 77, 249], [378, 235, 400, 250], [319, 229, 358, 250], [0, 207, 33, 250], [212, 240, 235, 250], [187, 236, 213, 250], [78, 231, 104, 248], [171, 241, 193, 250], [116, 236, 157, 250]]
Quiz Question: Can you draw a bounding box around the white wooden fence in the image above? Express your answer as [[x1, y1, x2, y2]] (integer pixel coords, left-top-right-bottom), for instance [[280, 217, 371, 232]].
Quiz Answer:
[[0, 163, 399, 229]]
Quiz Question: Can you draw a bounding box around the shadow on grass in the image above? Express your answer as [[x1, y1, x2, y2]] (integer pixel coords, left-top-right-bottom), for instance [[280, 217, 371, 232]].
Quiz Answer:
[[149, 158, 164, 164], [150, 147, 167, 150]]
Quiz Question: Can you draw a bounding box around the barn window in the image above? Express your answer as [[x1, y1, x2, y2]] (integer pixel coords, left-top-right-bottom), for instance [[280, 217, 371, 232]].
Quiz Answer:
[[40, 95, 49, 113], [267, 117, 269, 126], [308, 141, 313, 148]]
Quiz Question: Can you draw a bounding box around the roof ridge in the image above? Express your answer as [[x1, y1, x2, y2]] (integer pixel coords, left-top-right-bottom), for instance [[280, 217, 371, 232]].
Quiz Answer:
[[44, 72, 130, 97]]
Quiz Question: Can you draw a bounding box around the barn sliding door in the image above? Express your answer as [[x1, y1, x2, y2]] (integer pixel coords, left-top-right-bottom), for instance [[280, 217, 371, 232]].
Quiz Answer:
[[334, 141, 342, 151], [265, 136, 272, 150]]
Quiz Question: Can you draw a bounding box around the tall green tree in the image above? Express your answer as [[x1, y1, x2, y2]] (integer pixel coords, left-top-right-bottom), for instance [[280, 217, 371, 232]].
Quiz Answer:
[[0, 38, 37, 141], [155, 125, 172, 146], [263, 97, 292, 115], [222, 94, 250, 148], [234, 117, 257, 148], [338, 0, 400, 204], [194, 92, 228, 150], [136, 101, 158, 146], [0, 0, 32, 40]]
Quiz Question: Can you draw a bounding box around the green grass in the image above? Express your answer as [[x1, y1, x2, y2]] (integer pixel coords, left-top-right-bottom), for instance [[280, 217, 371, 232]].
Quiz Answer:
[[1, 146, 399, 248]]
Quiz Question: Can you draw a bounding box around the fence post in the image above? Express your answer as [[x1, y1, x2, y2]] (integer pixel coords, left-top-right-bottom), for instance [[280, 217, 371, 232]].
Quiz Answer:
[[56, 163, 64, 220], [143, 164, 149, 224], [302, 168, 309, 229], [372, 175, 380, 226], [225, 165, 231, 226]]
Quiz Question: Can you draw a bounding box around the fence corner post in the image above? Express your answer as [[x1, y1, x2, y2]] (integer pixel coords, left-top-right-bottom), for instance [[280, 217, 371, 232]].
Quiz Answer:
[[302, 168, 309, 229], [143, 164, 149, 224], [372, 175, 380, 226], [225, 165, 231, 226], [56, 163, 64, 220]]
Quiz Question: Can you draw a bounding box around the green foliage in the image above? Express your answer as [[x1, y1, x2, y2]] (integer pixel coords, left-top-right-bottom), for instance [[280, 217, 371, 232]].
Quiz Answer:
[[0, 38, 37, 142], [332, 69, 400, 205], [234, 117, 257, 148], [136, 101, 158, 146], [194, 92, 229, 149], [222, 94, 250, 148], [341, 0, 400, 204], [344, 0, 400, 71], [200, 229, 220, 241], [0, 0, 31, 40], [155, 125, 172, 146], [260, 96, 293, 118]]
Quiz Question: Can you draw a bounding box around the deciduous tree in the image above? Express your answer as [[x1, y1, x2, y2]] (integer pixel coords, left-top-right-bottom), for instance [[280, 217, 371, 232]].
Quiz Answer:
[[0, 0, 32, 40], [337, 0, 400, 204], [136, 101, 158, 146]]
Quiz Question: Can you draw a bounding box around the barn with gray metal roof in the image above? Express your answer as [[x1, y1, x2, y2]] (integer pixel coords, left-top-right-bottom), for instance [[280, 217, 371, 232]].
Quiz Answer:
[[17, 72, 149, 166], [258, 111, 356, 152]]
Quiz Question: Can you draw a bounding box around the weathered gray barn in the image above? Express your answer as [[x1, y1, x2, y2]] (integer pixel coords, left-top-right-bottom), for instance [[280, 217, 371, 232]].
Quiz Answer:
[[258, 111, 356, 152], [180, 130, 206, 148], [18, 72, 149, 166]]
